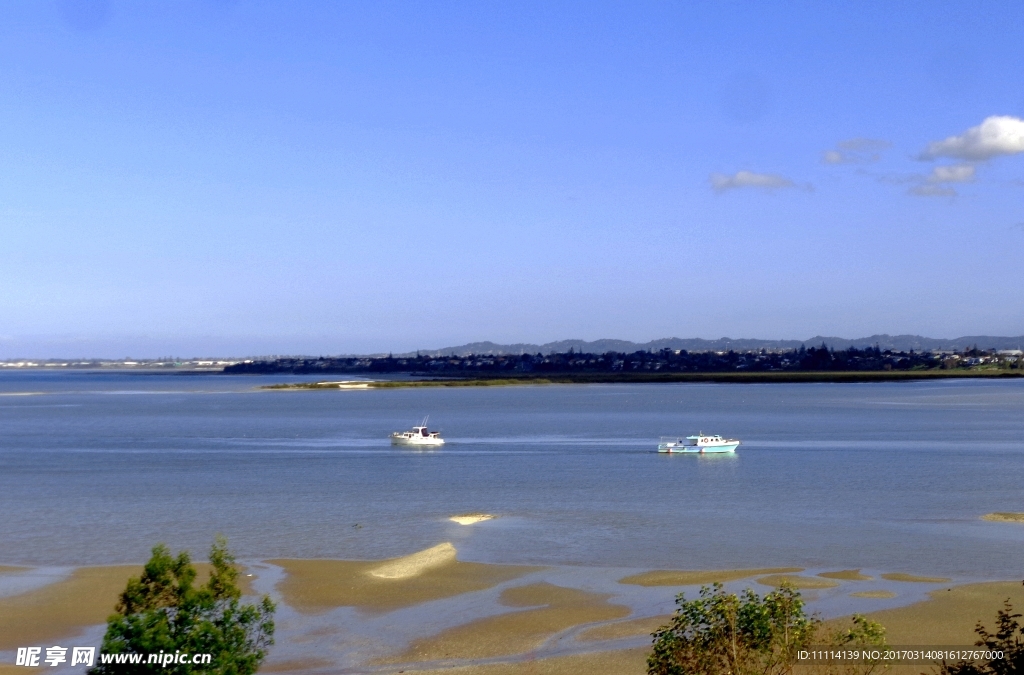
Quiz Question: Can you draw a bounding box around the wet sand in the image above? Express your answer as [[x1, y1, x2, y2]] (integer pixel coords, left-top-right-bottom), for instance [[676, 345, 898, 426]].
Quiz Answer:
[[880, 573, 952, 583], [619, 567, 803, 586], [0, 563, 254, 651], [756, 574, 839, 589], [867, 581, 1024, 644], [850, 590, 896, 598], [575, 614, 671, 642], [0, 565, 30, 575], [260, 658, 335, 672], [271, 546, 541, 614], [819, 569, 872, 581], [378, 582, 632, 663], [408, 647, 650, 675], [0, 566, 139, 650]]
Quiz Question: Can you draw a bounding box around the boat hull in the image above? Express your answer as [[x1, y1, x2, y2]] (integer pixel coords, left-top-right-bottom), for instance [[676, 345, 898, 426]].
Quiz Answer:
[[391, 436, 445, 447], [657, 442, 739, 454]]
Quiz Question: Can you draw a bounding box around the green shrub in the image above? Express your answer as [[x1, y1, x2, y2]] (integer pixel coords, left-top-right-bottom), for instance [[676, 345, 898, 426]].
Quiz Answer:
[[90, 537, 275, 675], [648, 582, 885, 675]]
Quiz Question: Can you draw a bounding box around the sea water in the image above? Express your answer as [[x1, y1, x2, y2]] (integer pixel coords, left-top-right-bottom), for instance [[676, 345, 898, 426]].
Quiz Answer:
[[1, 371, 1022, 579]]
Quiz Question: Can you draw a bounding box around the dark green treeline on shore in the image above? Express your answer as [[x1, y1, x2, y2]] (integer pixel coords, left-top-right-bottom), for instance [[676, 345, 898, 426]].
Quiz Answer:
[[228, 345, 1023, 380]]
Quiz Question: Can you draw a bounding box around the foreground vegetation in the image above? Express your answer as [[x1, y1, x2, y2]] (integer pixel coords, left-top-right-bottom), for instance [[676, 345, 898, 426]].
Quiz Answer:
[[91, 538, 275, 675], [649, 582, 1024, 675], [648, 583, 886, 675]]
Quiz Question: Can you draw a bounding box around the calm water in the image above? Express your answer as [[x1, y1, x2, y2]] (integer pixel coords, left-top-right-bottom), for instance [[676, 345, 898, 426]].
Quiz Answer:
[[1, 371, 1023, 578]]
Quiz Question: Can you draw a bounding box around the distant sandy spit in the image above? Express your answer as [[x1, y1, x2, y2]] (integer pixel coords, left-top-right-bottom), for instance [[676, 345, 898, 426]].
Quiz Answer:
[[982, 512, 1024, 523], [376, 582, 631, 664], [408, 647, 649, 675], [868, 581, 1024, 644], [271, 546, 541, 614], [818, 569, 872, 581], [619, 567, 803, 587], [756, 574, 839, 589], [880, 573, 952, 583], [450, 513, 496, 525], [850, 590, 897, 599]]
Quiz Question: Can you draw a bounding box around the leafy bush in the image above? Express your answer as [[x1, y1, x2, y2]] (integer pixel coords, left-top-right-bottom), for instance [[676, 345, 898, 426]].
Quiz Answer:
[[90, 537, 275, 675], [648, 582, 885, 675]]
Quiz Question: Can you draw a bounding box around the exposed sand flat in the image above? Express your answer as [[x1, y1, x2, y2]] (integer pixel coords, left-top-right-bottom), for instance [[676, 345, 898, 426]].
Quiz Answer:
[[369, 542, 458, 579], [0, 565, 139, 651], [450, 513, 496, 525], [881, 573, 952, 583], [982, 512, 1024, 523], [619, 567, 803, 587], [850, 590, 896, 599], [0, 562, 252, 651], [756, 574, 839, 589], [819, 569, 872, 581], [260, 658, 335, 672], [575, 614, 672, 642], [867, 581, 1024, 644], [271, 555, 541, 614], [0, 565, 30, 575], [379, 582, 632, 663], [409, 647, 649, 675]]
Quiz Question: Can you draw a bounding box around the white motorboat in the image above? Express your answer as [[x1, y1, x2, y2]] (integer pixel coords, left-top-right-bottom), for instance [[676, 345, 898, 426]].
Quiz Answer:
[[390, 418, 445, 447], [658, 433, 739, 454]]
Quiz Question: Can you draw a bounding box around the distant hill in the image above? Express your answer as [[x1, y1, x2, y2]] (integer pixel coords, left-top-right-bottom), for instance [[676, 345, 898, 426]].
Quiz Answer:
[[404, 334, 1024, 357]]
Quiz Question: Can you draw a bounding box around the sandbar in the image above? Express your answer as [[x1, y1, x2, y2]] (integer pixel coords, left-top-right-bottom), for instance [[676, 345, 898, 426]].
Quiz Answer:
[[850, 590, 896, 599], [575, 614, 672, 642], [756, 574, 839, 589], [379, 582, 631, 663], [880, 573, 952, 583], [0, 565, 31, 575], [450, 513, 497, 525], [271, 547, 541, 614], [981, 512, 1024, 523], [818, 569, 872, 581], [368, 542, 457, 578], [867, 581, 1024, 644], [619, 567, 803, 587]]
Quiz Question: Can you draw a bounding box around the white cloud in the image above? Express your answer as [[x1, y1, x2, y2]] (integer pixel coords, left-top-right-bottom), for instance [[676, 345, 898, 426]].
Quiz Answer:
[[920, 115, 1024, 161], [822, 138, 890, 164], [909, 184, 957, 197], [710, 171, 798, 192], [928, 164, 975, 183]]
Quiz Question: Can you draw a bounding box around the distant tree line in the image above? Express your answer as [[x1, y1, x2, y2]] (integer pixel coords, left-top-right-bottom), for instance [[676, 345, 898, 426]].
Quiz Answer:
[[224, 345, 1021, 375]]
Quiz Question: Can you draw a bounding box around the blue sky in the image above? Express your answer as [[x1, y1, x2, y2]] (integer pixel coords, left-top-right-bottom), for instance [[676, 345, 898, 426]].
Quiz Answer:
[[1, 1, 1023, 357]]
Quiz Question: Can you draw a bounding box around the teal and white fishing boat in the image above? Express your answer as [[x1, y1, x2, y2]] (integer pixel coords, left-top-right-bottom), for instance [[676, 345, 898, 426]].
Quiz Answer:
[[658, 433, 740, 454]]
